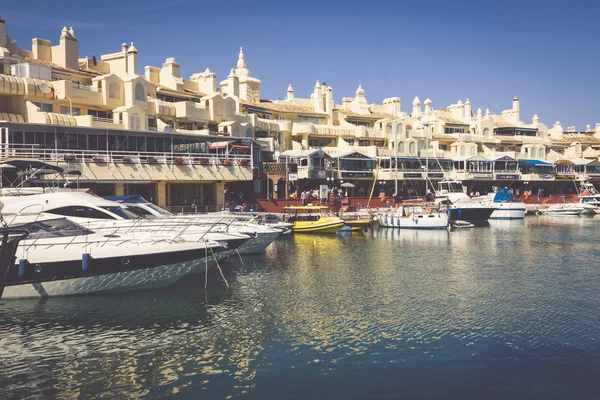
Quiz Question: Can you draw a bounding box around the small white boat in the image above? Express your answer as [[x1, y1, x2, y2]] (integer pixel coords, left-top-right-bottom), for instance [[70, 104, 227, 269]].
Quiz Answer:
[[375, 205, 449, 230], [543, 203, 591, 216]]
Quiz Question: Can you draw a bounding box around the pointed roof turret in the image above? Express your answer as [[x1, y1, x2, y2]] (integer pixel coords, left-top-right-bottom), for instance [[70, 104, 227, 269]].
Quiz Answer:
[[287, 84, 294, 93], [424, 98, 432, 105], [315, 80, 320, 88], [237, 47, 246, 69], [228, 68, 237, 78], [413, 96, 421, 105], [465, 98, 471, 104], [356, 84, 364, 96]]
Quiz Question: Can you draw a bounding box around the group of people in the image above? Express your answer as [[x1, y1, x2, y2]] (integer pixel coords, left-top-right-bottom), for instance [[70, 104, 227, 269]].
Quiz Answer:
[[291, 187, 347, 206]]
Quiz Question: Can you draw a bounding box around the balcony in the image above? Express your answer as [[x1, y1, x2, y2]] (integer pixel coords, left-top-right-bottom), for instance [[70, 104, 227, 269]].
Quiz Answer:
[[73, 115, 124, 129], [174, 101, 210, 122], [0, 144, 253, 183], [52, 80, 103, 106]]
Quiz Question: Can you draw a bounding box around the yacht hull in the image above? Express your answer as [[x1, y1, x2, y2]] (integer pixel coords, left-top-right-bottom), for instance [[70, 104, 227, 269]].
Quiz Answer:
[[489, 203, 527, 220], [377, 212, 449, 229], [2, 247, 218, 299], [448, 206, 495, 226]]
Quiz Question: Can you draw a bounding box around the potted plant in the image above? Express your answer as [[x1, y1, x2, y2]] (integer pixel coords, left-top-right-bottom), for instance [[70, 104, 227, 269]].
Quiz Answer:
[[146, 156, 159, 164], [122, 156, 133, 163], [222, 159, 231, 166], [240, 159, 249, 166], [64, 154, 77, 162], [200, 158, 210, 165], [173, 157, 184, 166]]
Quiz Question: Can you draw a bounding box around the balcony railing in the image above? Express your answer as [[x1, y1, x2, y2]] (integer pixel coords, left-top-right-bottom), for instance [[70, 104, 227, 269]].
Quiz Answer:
[[0, 144, 252, 168], [92, 116, 116, 124], [72, 82, 102, 92]]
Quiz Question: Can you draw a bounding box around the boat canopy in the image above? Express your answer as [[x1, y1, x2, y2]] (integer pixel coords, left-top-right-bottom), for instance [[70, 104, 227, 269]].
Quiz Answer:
[[1, 160, 65, 174], [283, 205, 329, 210]]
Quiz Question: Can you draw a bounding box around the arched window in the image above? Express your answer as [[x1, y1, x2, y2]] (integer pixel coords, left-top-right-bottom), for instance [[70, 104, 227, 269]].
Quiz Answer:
[[470, 146, 476, 156], [530, 148, 537, 158], [408, 142, 416, 154], [108, 82, 120, 99], [134, 83, 145, 101], [483, 128, 490, 137], [406, 125, 412, 139], [398, 142, 405, 153], [460, 146, 466, 156], [538, 148, 545, 159], [130, 113, 141, 130]]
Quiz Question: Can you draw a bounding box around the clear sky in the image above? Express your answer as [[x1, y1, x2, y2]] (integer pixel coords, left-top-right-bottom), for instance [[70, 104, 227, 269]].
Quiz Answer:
[[2, 0, 598, 129]]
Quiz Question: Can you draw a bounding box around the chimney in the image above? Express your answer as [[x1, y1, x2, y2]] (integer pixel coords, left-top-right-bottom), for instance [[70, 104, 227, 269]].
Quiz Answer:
[[55, 26, 79, 70], [127, 42, 138, 75], [0, 17, 6, 48], [163, 57, 180, 78], [286, 84, 294, 100], [192, 68, 217, 95], [227, 69, 239, 97], [325, 86, 333, 118], [313, 81, 323, 112], [32, 38, 52, 61], [464, 99, 471, 119]]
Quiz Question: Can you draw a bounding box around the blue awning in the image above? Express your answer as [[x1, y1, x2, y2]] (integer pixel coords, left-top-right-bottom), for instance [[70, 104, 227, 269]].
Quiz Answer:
[[520, 159, 553, 166]]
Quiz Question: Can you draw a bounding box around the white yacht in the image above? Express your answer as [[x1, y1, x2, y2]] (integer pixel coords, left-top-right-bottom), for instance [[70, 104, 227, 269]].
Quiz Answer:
[[103, 195, 283, 254], [434, 180, 496, 226], [475, 187, 527, 220], [2, 216, 226, 299], [578, 182, 600, 211]]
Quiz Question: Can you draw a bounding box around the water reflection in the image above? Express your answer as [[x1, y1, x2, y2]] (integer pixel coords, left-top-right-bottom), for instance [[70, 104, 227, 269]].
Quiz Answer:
[[2, 218, 600, 399]]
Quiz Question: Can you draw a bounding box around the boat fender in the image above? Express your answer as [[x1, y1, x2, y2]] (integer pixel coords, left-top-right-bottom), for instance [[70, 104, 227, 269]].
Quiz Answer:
[[82, 253, 93, 273], [457, 208, 462, 217], [18, 259, 30, 277], [425, 208, 432, 214]]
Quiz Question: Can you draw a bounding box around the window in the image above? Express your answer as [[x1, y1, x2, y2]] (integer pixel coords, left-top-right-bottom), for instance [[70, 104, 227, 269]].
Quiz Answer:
[[130, 113, 141, 130], [134, 83, 145, 101], [32, 102, 53, 113], [346, 139, 355, 146], [88, 109, 109, 119], [444, 126, 466, 134], [359, 140, 370, 147], [47, 206, 115, 219], [108, 82, 120, 99], [59, 105, 81, 116], [294, 117, 322, 125]]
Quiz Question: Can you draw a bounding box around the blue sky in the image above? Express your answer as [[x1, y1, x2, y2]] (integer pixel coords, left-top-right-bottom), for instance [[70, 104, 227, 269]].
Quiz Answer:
[[3, 0, 598, 128]]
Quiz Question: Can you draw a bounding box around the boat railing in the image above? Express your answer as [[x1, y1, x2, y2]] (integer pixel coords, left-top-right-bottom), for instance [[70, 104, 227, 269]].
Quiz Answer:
[[0, 227, 30, 299]]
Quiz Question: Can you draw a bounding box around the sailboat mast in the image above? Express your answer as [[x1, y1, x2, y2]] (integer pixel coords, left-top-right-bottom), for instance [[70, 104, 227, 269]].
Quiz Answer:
[[393, 105, 398, 194]]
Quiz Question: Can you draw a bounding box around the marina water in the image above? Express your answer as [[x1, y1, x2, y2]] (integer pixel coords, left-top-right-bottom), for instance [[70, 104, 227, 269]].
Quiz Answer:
[[1, 217, 600, 399]]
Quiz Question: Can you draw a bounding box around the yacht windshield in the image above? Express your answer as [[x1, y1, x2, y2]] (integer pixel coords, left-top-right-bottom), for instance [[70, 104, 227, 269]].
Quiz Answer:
[[145, 203, 173, 216], [15, 218, 94, 239], [100, 206, 140, 220], [448, 182, 464, 193]]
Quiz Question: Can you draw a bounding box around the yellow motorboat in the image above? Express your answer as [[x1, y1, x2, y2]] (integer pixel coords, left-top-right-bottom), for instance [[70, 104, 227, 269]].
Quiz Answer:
[[284, 206, 345, 234]]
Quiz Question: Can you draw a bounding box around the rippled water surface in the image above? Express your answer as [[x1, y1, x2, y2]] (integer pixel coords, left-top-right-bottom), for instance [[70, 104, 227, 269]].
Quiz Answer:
[[2, 216, 600, 399]]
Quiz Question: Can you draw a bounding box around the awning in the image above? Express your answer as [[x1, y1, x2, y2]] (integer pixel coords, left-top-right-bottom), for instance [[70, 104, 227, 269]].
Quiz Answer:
[[231, 144, 249, 149], [554, 160, 575, 166], [520, 159, 553, 166], [209, 141, 231, 149]]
